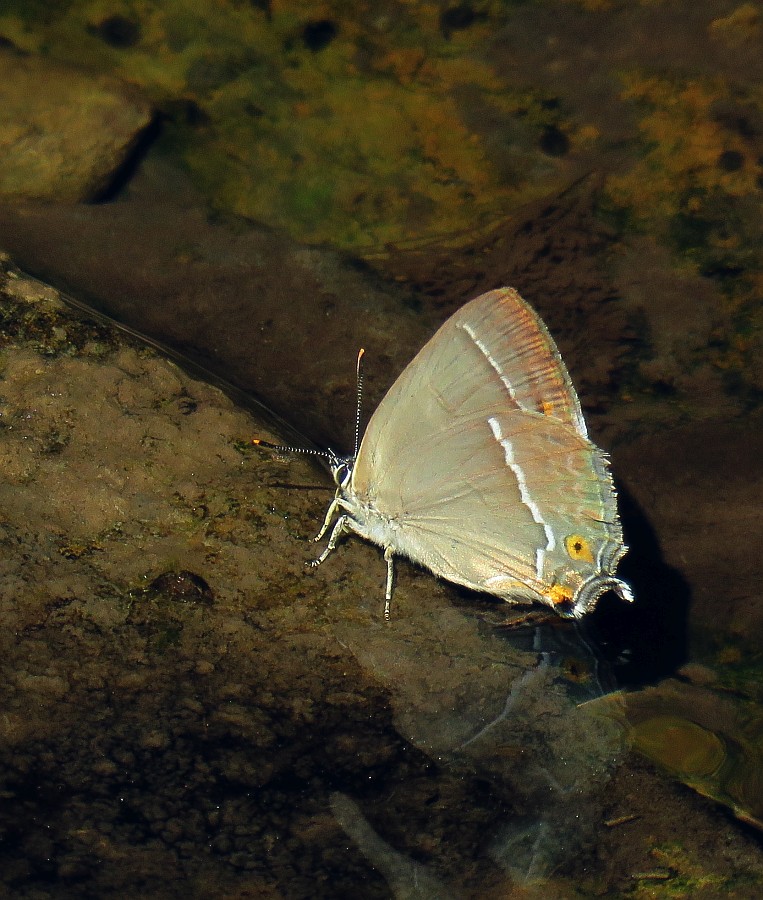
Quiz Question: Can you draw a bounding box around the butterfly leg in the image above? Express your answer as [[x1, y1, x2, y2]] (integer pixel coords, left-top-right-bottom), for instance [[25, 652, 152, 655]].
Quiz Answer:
[[313, 489, 342, 542], [310, 514, 350, 568], [383, 546, 395, 621]]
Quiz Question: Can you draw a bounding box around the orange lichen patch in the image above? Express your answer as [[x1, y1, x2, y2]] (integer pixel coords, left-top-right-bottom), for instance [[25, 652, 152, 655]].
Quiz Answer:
[[709, 4, 761, 48], [605, 73, 761, 224], [572, 123, 601, 149], [372, 47, 428, 84]]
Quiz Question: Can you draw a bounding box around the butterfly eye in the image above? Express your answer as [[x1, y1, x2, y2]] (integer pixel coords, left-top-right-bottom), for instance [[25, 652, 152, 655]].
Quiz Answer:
[[332, 462, 351, 487], [565, 534, 594, 563]]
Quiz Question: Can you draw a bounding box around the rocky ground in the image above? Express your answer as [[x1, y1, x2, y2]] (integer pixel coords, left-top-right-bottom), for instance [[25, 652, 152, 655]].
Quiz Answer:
[[2, 261, 763, 898], [1, 7, 762, 892]]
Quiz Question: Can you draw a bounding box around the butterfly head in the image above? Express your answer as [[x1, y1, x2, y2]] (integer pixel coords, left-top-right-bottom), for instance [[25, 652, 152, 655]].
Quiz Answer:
[[328, 452, 355, 490]]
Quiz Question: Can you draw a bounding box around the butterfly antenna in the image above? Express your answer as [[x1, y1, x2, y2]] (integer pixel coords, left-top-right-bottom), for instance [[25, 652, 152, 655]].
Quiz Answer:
[[254, 348, 365, 464], [252, 438, 336, 462], [353, 348, 365, 459]]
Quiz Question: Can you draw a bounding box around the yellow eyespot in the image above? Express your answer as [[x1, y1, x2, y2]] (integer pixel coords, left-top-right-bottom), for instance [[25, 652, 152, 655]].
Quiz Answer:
[[565, 534, 594, 563]]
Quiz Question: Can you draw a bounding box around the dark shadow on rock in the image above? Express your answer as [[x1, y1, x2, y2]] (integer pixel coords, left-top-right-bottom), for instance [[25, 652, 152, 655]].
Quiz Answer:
[[585, 482, 691, 689], [89, 114, 164, 203]]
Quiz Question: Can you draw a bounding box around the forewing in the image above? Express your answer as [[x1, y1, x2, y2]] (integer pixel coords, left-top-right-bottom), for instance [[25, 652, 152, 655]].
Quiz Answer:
[[354, 289, 588, 496], [449, 288, 588, 434]]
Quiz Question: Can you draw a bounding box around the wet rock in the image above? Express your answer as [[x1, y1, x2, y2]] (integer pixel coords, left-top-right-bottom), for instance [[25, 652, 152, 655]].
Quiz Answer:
[[0, 159, 430, 450], [2, 258, 763, 896], [0, 48, 153, 202]]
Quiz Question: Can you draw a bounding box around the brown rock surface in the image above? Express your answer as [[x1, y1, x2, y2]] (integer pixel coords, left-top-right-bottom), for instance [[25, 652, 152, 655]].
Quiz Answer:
[[0, 48, 153, 202]]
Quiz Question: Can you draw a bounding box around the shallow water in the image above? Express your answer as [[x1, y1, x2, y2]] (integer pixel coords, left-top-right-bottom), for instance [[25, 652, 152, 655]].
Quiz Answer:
[[1, 1, 762, 896]]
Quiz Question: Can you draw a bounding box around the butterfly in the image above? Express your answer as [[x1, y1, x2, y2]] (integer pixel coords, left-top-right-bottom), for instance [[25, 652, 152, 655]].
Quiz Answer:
[[262, 288, 633, 620]]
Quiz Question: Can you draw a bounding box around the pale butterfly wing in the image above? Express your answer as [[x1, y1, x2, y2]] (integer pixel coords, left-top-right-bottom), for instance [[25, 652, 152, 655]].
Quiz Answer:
[[349, 288, 629, 615], [452, 288, 589, 435], [354, 406, 622, 612], [354, 289, 586, 484], [359, 288, 587, 457], [376, 410, 621, 605]]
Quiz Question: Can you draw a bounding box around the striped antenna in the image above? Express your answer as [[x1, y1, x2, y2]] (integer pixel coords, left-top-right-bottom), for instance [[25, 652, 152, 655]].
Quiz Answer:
[[353, 348, 365, 458], [252, 438, 336, 462], [253, 347, 365, 464]]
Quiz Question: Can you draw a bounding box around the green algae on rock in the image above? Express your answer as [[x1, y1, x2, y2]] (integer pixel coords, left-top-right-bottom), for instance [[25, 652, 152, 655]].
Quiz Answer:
[[0, 1, 573, 249]]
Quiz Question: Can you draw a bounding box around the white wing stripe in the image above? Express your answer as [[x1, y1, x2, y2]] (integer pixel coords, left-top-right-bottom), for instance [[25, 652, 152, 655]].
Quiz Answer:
[[460, 322, 522, 408], [488, 416, 555, 580]]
